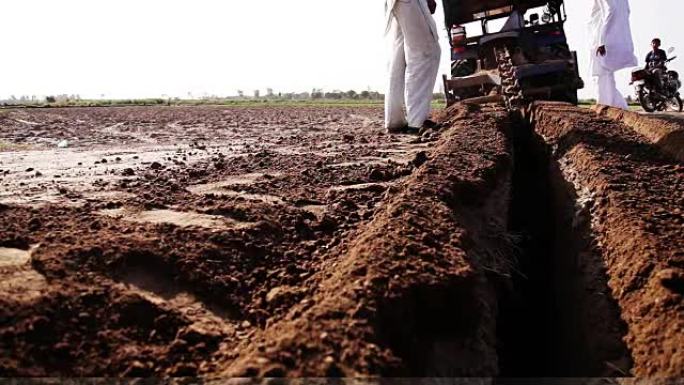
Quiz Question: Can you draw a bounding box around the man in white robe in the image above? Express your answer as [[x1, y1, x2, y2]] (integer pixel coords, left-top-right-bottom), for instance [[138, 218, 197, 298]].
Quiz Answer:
[[385, 0, 441, 133], [588, 0, 638, 109]]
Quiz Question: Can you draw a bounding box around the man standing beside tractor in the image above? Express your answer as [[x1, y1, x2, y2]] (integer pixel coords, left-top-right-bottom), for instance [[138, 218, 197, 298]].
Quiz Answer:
[[384, 0, 441, 134], [589, 0, 638, 110], [384, 0, 641, 115]]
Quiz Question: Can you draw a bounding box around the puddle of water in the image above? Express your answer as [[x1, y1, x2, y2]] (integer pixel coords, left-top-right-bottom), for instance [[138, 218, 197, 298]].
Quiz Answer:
[[330, 157, 388, 168], [215, 173, 274, 185], [376, 149, 411, 154], [0, 142, 251, 206], [99, 208, 253, 230], [0, 247, 31, 267], [15, 119, 39, 126], [312, 150, 342, 157], [189, 183, 285, 204], [188, 174, 285, 204], [187, 173, 281, 195], [272, 147, 308, 156], [328, 182, 390, 192], [84, 190, 136, 201], [215, 191, 285, 204]]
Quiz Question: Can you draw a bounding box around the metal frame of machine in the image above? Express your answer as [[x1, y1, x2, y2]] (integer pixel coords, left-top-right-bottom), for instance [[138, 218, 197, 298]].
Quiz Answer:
[[441, 0, 583, 108]]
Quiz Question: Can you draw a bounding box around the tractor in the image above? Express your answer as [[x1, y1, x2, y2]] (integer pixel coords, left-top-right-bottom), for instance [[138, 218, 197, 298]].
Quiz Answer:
[[441, 0, 584, 108]]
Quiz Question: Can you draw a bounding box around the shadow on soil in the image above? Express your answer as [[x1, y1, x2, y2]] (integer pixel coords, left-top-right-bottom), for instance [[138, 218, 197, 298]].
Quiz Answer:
[[496, 113, 632, 377]]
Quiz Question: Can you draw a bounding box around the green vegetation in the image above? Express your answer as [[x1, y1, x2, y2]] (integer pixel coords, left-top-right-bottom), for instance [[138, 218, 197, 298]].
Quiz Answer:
[[1, 92, 448, 109], [1, 98, 392, 108], [579, 98, 641, 107]]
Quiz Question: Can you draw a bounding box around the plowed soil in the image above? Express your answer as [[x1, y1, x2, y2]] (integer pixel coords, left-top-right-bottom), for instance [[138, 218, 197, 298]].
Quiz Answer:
[[0, 105, 513, 377], [532, 102, 684, 377], [1, 104, 682, 378]]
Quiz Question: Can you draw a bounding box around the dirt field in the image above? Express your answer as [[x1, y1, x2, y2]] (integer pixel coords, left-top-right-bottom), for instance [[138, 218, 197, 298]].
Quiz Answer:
[[0, 104, 682, 378]]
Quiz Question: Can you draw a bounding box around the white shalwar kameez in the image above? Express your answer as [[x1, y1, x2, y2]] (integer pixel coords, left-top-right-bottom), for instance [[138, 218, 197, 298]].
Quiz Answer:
[[588, 0, 638, 109], [385, 0, 441, 130]]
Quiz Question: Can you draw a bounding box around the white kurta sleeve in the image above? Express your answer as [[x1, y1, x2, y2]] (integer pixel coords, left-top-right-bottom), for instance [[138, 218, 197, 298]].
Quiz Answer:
[[598, 0, 614, 47], [590, 0, 637, 75]]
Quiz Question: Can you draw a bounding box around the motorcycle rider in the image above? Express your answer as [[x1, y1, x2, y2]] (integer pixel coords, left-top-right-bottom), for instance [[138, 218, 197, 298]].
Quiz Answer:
[[645, 38, 668, 70], [645, 38, 668, 93]]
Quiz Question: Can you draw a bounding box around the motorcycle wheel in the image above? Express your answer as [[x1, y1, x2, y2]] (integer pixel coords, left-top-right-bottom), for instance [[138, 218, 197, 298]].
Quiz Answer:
[[666, 95, 683, 112], [638, 89, 656, 112]]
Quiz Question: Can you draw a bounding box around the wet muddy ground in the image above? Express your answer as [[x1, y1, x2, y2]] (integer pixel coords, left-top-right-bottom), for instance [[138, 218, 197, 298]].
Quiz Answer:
[[0, 104, 682, 378], [0, 106, 435, 376]]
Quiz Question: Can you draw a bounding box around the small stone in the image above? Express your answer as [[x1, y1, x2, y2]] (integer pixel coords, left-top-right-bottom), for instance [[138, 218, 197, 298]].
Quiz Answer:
[[657, 269, 684, 295], [28, 217, 41, 231], [368, 168, 384, 181], [241, 320, 252, 329], [412, 151, 428, 167], [121, 168, 135, 176], [266, 287, 283, 303], [150, 162, 162, 170]]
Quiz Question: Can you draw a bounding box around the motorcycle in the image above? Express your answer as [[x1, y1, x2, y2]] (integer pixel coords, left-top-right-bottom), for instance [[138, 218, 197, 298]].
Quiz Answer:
[[631, 47, 682, 113]]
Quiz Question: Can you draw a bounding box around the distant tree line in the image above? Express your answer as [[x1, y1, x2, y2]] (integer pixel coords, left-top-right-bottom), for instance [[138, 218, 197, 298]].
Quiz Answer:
[[0, 88, 447, 107], [234, 88, 445, 101], [232, 88, 385, 101]]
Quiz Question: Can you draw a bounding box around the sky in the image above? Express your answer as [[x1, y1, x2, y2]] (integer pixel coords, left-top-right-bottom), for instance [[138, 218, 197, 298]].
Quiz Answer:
[[0, 0, 681, 100]]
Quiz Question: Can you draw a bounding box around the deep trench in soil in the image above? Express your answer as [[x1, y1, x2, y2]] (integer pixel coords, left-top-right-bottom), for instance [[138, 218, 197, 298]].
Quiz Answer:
[[495, 113, 630, 378], [496, 114, 561, 377], [372, 114, 631, 377]]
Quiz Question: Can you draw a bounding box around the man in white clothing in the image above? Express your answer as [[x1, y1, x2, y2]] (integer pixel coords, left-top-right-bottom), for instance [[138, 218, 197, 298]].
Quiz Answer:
[[385, 0, 441, 134], [588, 0, 638, 110]]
